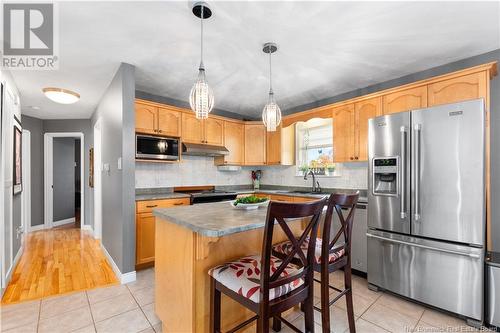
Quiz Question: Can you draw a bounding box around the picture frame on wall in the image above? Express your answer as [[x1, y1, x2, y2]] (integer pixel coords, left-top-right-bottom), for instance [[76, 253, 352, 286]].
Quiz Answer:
[[13, 119, 22, 195]]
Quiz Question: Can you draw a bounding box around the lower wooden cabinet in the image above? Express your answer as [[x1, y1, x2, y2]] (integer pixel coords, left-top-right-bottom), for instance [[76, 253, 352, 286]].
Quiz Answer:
[[136, 197, 190, 268]]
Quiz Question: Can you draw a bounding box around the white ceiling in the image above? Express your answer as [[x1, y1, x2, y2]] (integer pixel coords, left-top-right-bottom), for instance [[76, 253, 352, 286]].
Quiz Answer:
[[14, 1, 500, 120]]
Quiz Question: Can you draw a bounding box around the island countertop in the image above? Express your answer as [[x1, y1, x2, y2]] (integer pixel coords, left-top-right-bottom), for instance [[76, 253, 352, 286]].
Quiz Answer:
[[153, 201, 285, 237]]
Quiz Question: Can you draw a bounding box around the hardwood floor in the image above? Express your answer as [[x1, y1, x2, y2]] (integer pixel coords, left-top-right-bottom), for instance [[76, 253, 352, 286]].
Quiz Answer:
[[1, 227, 118, 305]]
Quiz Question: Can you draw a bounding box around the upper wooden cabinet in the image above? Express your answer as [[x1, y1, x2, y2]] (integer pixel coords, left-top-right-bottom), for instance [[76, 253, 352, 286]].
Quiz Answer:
[[428, 72, 487, 107], [244, 123, 266, 165], [181, 113, 224, 145], [266, 126, 281, 165], [135, 102, 158, 135], [215, 121, 244, 165], [136, 102, 181, 137], [157, 107, 182, 137], [182, 113, 204, 144], [382, 86, 427, 115], [205, 118, 224, 146], [355, 97, 382, 161], [332, 104, 355, 163]]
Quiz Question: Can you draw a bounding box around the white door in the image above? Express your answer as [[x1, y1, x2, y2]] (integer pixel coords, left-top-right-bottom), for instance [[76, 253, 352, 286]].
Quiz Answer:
[[21, 130, 31, 243]]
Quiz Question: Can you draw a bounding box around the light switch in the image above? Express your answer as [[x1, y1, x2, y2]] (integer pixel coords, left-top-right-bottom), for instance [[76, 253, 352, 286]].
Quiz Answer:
[[118, 157, 122, 170], [103, 163, 110, 172]]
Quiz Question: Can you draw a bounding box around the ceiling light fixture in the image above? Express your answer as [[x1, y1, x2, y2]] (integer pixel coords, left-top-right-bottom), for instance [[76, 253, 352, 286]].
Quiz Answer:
[[42, 87, 80, 104], [262, 42, 281, 132], [189, 2, 214, 120]]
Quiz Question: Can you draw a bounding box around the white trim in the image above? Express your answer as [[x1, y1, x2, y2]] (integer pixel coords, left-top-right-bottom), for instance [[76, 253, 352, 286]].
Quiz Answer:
[[29, 224, 46, 232], [44, 132, 85, 229], [81, 224, 93, 235], [22, 130, 31, 239], [52, 217, 75, 227], [5, 245, 23, 285], [100, 243, 136, 284], [93, 120, 102, 240]]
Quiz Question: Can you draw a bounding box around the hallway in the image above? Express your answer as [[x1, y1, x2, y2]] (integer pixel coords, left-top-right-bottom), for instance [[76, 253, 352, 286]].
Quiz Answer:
[[2, 228, 118, 304]]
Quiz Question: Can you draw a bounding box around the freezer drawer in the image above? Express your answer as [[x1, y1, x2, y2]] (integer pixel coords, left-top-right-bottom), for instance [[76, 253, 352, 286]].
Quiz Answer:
[[367, 230, 484, 321]]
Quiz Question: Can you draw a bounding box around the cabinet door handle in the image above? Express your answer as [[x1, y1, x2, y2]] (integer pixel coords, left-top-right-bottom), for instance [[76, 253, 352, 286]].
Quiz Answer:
[[146, 205, 158, 208], [350, 157, 354, 160], [158, 129, 162, 133], [354, 156, 359, 160], [173, 203, 184, 206]]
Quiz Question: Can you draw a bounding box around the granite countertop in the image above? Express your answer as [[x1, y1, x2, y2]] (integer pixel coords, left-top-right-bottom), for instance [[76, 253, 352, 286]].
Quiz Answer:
[[153, 201, 325, 237], [135, 192, 191, 201]]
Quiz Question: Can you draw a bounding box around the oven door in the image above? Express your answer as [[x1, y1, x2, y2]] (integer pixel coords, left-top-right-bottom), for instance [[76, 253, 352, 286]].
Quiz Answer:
[[136, 135, 180, 161]]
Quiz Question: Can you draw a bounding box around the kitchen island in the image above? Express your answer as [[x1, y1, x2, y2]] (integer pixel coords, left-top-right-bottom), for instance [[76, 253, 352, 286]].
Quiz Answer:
[[153, 201, 310, 333]]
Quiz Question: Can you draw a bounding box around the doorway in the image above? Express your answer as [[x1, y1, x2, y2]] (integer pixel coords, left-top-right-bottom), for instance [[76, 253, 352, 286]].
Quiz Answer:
[[43, 133, 84, 229]]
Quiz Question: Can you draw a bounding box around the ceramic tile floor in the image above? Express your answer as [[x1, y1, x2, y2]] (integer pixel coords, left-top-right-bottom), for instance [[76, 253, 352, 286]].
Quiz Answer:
[[1, 268, 491, 333]]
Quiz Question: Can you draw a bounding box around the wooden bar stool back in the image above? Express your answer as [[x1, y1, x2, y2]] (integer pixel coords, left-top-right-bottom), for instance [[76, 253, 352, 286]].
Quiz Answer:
[[209, 198, 327, 333], [318, 192, 359, 333]]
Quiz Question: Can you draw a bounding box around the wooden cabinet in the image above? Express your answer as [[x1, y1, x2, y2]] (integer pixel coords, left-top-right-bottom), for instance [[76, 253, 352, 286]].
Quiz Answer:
[[244, 123, 266, 165], [204, 118, 224, 146], [354, 97, 382, 161], [215, 121, 244, 165], [428, 72, 487, 107], [382, 86, 427, 115], [182, 113, 224, 145], [135, 102, 158, 135], [135, 197, 190, 268], [332, 104, 355, 163], [266, 126, 281, 165], [157, 107, 182, 137], [136, 102, 181, 136], [182, 113, 204, 144]]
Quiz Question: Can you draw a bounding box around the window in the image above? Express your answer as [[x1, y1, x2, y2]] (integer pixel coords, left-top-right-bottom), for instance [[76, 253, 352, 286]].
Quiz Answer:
[[296, 118, 336, 176]]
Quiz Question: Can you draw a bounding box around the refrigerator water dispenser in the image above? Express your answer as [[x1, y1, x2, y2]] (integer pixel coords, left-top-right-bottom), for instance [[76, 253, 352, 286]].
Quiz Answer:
[[372, 157, 398, 196]]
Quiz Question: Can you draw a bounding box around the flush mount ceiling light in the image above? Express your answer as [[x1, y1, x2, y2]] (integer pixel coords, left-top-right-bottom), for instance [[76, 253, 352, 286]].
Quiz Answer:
[[262, 42, 281, 132], [42, 87, 80, 104], [189, 2, 214, 120]]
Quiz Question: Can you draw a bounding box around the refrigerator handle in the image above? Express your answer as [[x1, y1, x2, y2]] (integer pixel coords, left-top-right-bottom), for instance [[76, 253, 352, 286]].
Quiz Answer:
[[366, 233, 481, 259], [414, 124, 421, 221], [400, 126, 407, 219]]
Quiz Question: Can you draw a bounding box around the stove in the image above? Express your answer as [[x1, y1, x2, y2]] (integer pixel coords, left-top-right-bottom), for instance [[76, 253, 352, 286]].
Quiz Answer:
[[174, 187, 237, 204]]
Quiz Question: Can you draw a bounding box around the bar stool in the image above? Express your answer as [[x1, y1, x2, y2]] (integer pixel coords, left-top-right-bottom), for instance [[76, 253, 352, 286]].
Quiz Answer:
[[272, 193, 359, 333], [208, 198, 327, 333]]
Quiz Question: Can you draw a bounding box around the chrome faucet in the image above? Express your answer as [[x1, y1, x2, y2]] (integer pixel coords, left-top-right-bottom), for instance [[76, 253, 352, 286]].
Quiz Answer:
[[304, 169, 321, 193]]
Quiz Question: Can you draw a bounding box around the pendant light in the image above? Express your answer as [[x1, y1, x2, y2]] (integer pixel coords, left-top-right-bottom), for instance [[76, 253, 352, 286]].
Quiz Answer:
[[262, 42, 281, 132], [189, 2, 214, 120]]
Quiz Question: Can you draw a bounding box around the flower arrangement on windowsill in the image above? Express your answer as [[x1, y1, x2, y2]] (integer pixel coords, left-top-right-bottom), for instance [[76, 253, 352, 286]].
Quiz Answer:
[[297, 161, 338, 177]]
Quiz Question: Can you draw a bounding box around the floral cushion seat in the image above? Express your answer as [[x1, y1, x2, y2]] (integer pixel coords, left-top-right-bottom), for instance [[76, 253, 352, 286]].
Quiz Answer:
[[208, 255, 304, 303], [272, 237, 345, 264]]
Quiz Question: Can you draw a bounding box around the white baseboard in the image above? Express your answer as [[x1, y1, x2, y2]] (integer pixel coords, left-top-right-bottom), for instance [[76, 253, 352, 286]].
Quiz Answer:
[[100, 243, 136, 284], [53, 217, 75, 227], [29, 224, 46, 232], [5, 245, 23, 286], [81, 224, 93, 235]]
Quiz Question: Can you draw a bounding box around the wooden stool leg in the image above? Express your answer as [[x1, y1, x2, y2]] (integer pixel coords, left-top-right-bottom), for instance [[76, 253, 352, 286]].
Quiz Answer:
[[320, 269, 331, 333], [210, 278, 221, 333], [303, 291, 315, 333], [344, 266, 356, 333], [272, 315, 282, 332]]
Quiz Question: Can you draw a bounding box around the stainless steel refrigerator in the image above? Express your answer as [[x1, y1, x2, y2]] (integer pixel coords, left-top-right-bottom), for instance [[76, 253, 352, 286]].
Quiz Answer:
[[367, 99, 485, 324]]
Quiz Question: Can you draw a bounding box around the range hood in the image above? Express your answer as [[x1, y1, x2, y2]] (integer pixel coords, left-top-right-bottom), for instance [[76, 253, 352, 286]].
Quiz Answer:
[[182, 142, 229, 157]]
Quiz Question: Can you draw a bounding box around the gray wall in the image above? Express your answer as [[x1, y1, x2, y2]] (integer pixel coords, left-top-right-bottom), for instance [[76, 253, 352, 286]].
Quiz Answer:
[[286, 48, 500, 251], [53, 138, 76, 221], [21, 116, 93, 228], [92, 63, 136, 274]]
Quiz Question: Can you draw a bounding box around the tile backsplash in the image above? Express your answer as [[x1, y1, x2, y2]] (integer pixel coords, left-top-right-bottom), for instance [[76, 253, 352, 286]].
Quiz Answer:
[[135, 156, 368, 189]]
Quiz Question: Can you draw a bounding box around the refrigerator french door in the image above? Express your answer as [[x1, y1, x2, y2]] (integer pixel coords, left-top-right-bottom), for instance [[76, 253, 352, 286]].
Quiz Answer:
[[367, 99, 486, 323]]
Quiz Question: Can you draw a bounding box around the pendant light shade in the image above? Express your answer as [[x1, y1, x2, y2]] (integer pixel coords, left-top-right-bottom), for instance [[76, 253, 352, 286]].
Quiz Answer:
[[262, 42, 281, 132], [190, 2, 214, 119]]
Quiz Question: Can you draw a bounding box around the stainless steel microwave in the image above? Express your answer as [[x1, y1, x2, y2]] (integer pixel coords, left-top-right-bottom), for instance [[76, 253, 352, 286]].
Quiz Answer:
[[135, 134, 180, 161]]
